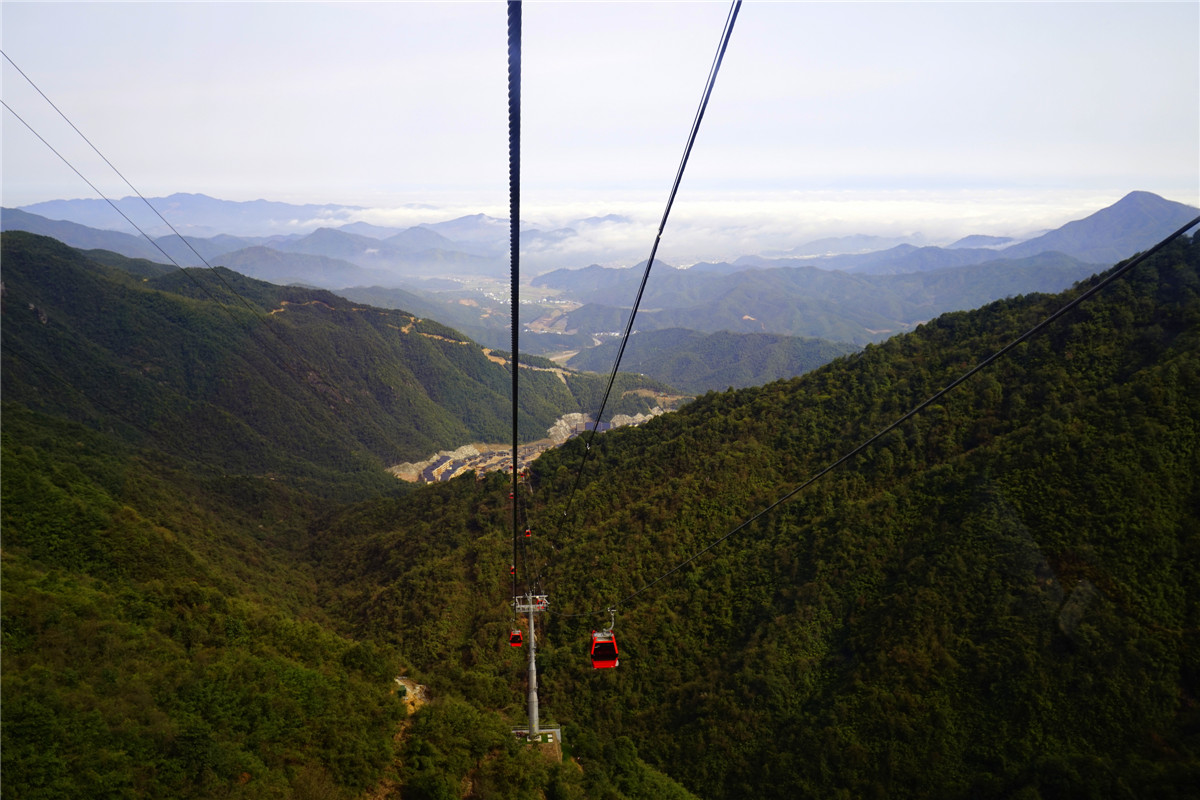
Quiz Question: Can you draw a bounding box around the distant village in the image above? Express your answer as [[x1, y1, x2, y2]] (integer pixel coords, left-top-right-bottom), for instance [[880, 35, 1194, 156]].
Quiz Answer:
[[388, 410, 662, 484]]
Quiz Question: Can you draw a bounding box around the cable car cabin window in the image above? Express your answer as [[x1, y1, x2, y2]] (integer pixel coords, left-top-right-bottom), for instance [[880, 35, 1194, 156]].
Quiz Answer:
[[592, 641, 617, 660]]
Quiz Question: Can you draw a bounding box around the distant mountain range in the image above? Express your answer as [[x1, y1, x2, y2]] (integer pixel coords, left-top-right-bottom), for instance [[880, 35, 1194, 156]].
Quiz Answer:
[[16, 193, 364, 237], [0, 206, 510, 281], [762, 232, 934, 257], [725, 192, 1199, 275], [5, 191, 1196, 384], [534, 251, 1108, 345], [521, 192, 1198, 347], [7, 191, 1196, 286], [997, 190, 1197, 264]]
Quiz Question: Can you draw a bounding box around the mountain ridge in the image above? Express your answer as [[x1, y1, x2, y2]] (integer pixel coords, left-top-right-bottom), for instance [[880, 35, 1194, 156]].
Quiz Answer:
[[12, 191, 1197, 282], [0, 231, 671, 482], [323, 231, 1200, 799], [537, 251, 1105, 344], [2, 226, 1197, 798]]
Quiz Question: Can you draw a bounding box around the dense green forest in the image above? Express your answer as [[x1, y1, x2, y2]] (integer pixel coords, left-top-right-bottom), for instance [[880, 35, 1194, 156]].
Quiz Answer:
[[566, 327, 856, 394], [0, 232, 687, 799], [3, 230, 1199, 798], [533, 252, 1102, 345], [1, 232, 669, 490], [321, 233, 1200, 798]]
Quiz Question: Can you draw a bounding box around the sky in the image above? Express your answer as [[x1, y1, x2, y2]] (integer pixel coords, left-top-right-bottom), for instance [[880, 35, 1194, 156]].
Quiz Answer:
[[2, 1, 1198, 264]]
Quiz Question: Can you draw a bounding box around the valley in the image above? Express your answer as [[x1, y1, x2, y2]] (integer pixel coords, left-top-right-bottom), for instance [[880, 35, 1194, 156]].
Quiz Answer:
[[388, 407, 674, 484], [5, 0, 1197, 794], [2, 199, 1199, 800]]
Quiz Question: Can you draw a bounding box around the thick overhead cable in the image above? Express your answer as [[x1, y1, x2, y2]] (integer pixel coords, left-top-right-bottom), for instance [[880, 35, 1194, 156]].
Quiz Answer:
[[508, 0, 522, 598], [557, 214, 1200, 620], [559, 0, 742, 524], [1, 57, 408, 460]]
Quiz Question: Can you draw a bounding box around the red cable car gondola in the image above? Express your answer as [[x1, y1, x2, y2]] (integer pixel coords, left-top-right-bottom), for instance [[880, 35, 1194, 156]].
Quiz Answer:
[[590, 629, 619, 669], [509, 629, 523, 647]]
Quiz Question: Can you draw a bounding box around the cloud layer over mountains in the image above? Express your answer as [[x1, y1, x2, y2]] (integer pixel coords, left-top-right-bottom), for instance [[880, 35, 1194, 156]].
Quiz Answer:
[[9, 191, 1198, 280]]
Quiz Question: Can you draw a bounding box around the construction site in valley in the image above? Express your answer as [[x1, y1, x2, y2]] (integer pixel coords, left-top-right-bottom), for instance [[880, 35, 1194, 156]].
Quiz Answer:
[[388, 410, 666, 484]]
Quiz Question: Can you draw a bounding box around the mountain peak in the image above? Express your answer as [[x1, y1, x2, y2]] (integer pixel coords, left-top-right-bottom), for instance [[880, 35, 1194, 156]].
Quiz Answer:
[[999, 190, 1198, 265], [1118, 189, 1166, 203]]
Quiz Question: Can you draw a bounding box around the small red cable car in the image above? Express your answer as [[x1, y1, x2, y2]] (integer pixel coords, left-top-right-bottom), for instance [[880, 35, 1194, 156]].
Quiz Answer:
[[590, 630, 619, 669], [524, 527, 532, 538], [509, 629, 523, 647]]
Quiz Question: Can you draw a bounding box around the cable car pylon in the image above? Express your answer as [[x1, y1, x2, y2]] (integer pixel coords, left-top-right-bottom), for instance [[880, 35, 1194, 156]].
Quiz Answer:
[[514, 592, 549, 734]]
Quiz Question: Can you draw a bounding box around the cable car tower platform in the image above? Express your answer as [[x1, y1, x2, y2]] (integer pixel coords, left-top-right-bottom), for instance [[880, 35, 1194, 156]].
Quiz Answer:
[[514, 594, 552, 728], [512, 593, 561, 755]]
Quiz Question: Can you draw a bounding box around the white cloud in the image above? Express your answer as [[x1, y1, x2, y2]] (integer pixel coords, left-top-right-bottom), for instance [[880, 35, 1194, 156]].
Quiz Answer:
[[3, 0, 1195, 251], [327, 184, 1196, 273]]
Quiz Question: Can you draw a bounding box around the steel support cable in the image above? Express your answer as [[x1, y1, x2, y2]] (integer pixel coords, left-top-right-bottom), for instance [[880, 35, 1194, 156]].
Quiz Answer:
[[512, 461, 550, 596], [554, 215, 1200, 620], [2, 65, 351, 420], [556, 0, 742, 529], [0, 100, 240, 311], [519, 522, 547, 600], [508, 0, 522, 599], [519, 497, 552, 599], [523, 490, 551, 597], [530, 523, 551, 598], [3, 51, 271, 325], [1, 96, 410, 461], [518, 534, 532, 593]]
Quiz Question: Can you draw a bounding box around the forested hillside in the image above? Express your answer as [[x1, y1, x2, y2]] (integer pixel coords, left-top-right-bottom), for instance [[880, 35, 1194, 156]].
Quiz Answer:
[[539, 253, 1102, 345], [1, 232, 668, 494], [321, 234, 1200, 798], [0, 231, 682, 799], [567, 328, 857, 394], [3, 231, 1198, 799]]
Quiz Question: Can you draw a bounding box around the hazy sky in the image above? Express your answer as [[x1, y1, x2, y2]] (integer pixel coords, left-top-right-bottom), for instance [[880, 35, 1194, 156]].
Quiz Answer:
[[3, 1, 1198, 259]]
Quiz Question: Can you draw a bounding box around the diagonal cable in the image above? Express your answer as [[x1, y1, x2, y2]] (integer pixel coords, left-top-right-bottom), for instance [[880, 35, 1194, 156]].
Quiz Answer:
[[554, 214, 1200, 620], [556, 0, 742, 529]]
